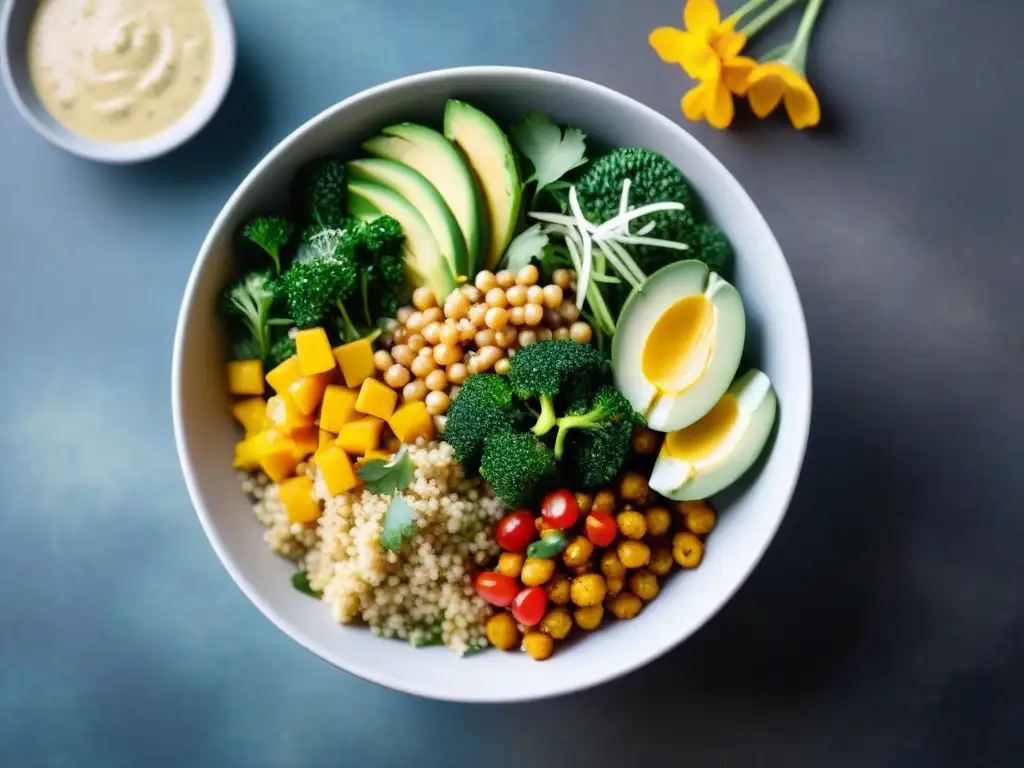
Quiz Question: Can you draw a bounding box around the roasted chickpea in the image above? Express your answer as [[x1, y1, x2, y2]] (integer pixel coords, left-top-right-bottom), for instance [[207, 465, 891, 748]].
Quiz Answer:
[[494, 326, 518, 349], [438, 322, 460, 347], [496, 269, 517, 289], [673, 532, 704, 568], [389, 344, 412, 369], [497, 552, 524, 579], [593, 489, 616, 514], [433, 343, 461, 367], [645, 506, 672, 537], [517, 264, 540, 286], [605, 575, 625, 596], [406, 311, 426, 333], [523, 304, 544, 326], [396, 306, 414, 325], [384, 364, 411, 389], [410, 354, 437, 379], [402, 379, 427, 402], [505, 285, 528, 307], [418, 345, 435, 359], [485, 306, 509, 330], [631, 427, 660, 455], [619, 471, 649, 503], [552, 327, 571, 341], [447, 385, 461, 402], [648, 547, 674, 576], [485, 287, 508, 308], [569, 321, 592, 344], [539, 607, 573, 640], [573, 604, 603, 630], [425, 369, 448, 392], [607, 592, 643, 620], [509, 306, 526, 326], [547, 574, 571, 604], [373, 350, 393, 372], [422, 307, 443, 324], [486, 613, 520, 650], [563, 536, 595, 568], [493, 357, 511, 375], [392, 326, 410, 345], [558, 300, 580, 324], [629, 569, 660, 601], [617, 540, 651, 569], [541, 284, 564, 309], [616, 510, 647, 540], [468, 303, 489, 328], [422, 322, 441, 345], [460, 285, 483, 303], [474, 270, 497, 292], [521, 558, 556, 587], [574, 492, 593, 514], [680, 500, 717, 535], [475, 345, 503, 372], [458, 318, 476, 342], [517, 329, 538, 347], [425, 390, 450, 415], [522, 631, 554, 661], [444, 293, 470, 321], [433, 414, 447, 432], [526, 285, 545, 305], [570, 573, 607, 607], [446, 362, 468, 385], [412, 287, 437, 310], [536, 328, 553, 342], [543, 307, 562, 328], [407, 333, 426, 353]]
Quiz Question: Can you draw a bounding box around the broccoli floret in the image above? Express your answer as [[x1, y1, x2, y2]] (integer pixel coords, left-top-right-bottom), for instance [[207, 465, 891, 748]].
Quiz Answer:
[[695, 222, 733, 274], [479, 427, 557, 508], [554, 386, 639, 488], [266, 334, 297, 369], [220, 271, 282, 361], [507, 340, 608, 435], [443, 374, 516, 470], [241, 216, 293, 275], [278, 228, 358, 332], [347, 216, 407, 325], [292, 158, 347, 229]]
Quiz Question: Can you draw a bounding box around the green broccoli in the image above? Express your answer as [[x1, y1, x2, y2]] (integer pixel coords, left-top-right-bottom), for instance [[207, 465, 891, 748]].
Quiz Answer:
[[507, 340, 608, 435], [443, 374, 516, 470], [479, 426, 557, 507], [266, 334, 297, 369], [347, 216, 407, 325], [241, 216, 293, 275], [695, 222, 733, 274], [278, 228, 358, 334], [220, 271, 281, 361], [553, 386, 640, 488], [292, 158, 347, 229]]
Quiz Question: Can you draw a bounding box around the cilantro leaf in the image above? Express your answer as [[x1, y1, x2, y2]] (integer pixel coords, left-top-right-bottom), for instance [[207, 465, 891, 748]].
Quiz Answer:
[[510, 112, 588, 199], [357, 444, 413, 496], [379, 495, 416, 552], [502, 223, 550, 271], [291, 571, 321, 598]]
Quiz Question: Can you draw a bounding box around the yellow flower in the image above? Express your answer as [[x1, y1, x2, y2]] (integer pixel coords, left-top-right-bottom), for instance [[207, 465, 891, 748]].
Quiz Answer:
[[649, 0, 749, 82], [745, 61, 821, 129]]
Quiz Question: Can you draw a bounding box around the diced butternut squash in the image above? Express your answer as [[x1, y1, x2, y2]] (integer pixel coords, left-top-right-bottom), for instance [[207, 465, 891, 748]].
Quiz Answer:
[[231, 397, 271, 435], [319, 385, 359, 433], [279, 476, 321, 523], [333, 338, 375, 388], [249, 429, 301, 483], [318, 429, 337, 450], [295, 328, 336, 376], [288, 371, 332, 415], [336, 416, 385, 455], [356, 449, 392, 468], [388, 401, 435, 444], [266, 355, 302, 394], [290, 426, 318, 460], [315, 445, 359, 496], [266, 395, 316, 434], [355, 377, 398, 421], [228, 360, 264, 395], [233, 436, 262, 471]]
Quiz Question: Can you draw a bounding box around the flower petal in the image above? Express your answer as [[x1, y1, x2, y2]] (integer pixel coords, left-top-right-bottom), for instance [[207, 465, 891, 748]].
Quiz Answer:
[[704, 79, 734, 129], [684, 0, 721, 37], [746, 61, 790, 86], [712, 27, 746, 60], [682, 80, 713, 122], [747, 76, 784, 118], [680, 41, 722, 81], [783, 80, 821, 128], [649, 27, 691, 63], [722, 56, 757, 96]]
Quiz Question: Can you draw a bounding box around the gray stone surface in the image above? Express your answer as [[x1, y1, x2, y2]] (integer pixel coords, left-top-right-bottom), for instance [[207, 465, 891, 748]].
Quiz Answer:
[[1, 0, 1020, 765]]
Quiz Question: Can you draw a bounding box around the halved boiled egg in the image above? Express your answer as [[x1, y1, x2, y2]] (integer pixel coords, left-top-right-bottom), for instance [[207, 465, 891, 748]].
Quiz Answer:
[[611, 260, 745, 432], [648, 369, 777, 501]]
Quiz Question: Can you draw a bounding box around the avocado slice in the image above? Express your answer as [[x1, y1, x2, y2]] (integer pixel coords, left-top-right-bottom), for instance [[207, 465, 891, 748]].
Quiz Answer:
[[347, 158, 469, 279], [363, 124, 485, 275], [443, 100, 522, 270], [347, 180, 458, 302]]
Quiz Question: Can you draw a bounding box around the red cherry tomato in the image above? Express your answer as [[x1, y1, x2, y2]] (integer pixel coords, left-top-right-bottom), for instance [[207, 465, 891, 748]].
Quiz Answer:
[[495, 510, 536, 552], [585, 511, 617, 547], [510, 586, 548, 627], [541, 489, 579, 530], [474, 572, 519, 607]]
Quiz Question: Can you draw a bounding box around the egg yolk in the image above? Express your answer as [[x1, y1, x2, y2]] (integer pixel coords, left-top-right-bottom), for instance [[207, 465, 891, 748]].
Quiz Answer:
[[665, 394, 739, 462], [641, 296, 715, 394]]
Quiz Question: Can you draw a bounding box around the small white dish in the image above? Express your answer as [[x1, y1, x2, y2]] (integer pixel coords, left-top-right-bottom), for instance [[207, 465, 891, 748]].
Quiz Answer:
[[0, 0, 236, 163]]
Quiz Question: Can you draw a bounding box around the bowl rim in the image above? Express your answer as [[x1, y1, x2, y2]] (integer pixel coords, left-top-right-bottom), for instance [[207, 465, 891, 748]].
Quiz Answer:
[[172, 65, 813, 702], [0, 0, 236, 164]]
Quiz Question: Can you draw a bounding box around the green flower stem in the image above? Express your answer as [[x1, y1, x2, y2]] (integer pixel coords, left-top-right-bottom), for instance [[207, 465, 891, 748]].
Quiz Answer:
[[781, 0, 825, 71], [727, 0, 778, 23], [738, 0, 805, 38], [336, 300, 358, 343]]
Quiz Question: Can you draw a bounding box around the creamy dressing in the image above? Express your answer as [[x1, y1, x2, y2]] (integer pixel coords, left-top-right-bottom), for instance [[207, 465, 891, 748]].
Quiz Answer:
[[27, 0, 214, 142]]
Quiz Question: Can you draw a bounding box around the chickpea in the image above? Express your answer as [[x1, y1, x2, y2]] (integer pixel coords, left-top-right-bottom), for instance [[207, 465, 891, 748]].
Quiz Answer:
[[402, 379, 427, 402], [673, 532, 704, 568], [412, 287, 437, 310], [629, 569, 660, 601], [390, 346, 412, 368], [526, 285, 545, 305], [648, 547, 674, 576], [547, 575, 571, 604], [541, 284, 564, 309], [570, 573, 607, 607], [522, 631, 554, 661], [486, 613, 519, 651], [543, 307, 562, 328], [509, 306, 526, 326], [680, 500, 717, 535], [446, 362, 469, 385], [605, 575, 625, 596], [422, 307, 443, 324], [506, 284, 528, 307], [574, 492, 593, 514], [474, 270, 497, 292], [553, 327, 571, 341], [569, 322, 593, 344], [523, 303, 544, 327], [466, 355, 481, 375], [552, 268, 572, 289], [384, 364, 411, 389], [425, 390, 450, 415], [425, 369, 448, 392], [518, 329, 538, 347], [645, 506, 672, 537], [484, 287, 507, 309], [407, 311, 426, 333], [617, 510, 647, 540], [433, 343, 461, 367], [515, 264, 538, 286], [433, 414, 447, 432], [372, 349, 392, 372], [485, 306, 509, 330], [468, 303, 488, 328], [558, 300, 580, 324], [422, 322, 441, 345], [593, 489, 616, 514], [447, 385, 461, 401], [460, 285, 483, 303], [475, 346, 503, 372], [444, 293, 470, 320], [631, 427, 660, 455], [521, 558, 556, 586], [563, 536, 595, 568], [418, 345, 435, 359], [493, 357, 511, 375], [410, 354, 437, 379], [407, 334, 426, 353], [617, 540, 651, 569], [497, 552, 524, 579], [536, 328, 553, 342], [396, 306, 414, 325], [494, 326, 518, 349], [495, 269, 516, 288], [539, 607, 573, 640], [573, 604, 603, 630], [458, 318, 476, 342], [436, 322, 459, 347], [607, 592, 643, 620], [619, 471, 649, 503]]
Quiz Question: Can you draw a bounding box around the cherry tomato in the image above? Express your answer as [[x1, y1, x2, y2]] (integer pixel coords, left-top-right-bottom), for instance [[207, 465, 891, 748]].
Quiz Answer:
[[541, 489, 579, 530], [474, 572, 519, 607], [585, 511, 617, 547], [510, 586, 548, 627], [496, 510, 536, 552]]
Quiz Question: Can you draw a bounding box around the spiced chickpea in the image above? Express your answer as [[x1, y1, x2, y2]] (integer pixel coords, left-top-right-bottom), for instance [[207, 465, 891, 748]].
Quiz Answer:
[[446, 362, 468, 385], [526, 285, 545, 305], [516, 264, 540, 286], [505, 285, 527, 307], [424, 369, 448, 392], [495, 269, 516, 289], [373, 350, 393, 372], [412, 287, 437, 310], [485, 287, 507, 308], [391, 344, 414, 368], [493, 357, 511, 375], [552, 268, 572, 289], [402, 380, 426, 402], [384, 364, 411, 389], [474, 270, 497, 292]]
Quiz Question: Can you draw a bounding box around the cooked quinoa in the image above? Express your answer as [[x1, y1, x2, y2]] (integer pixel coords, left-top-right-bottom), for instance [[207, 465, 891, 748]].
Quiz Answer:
[[242, 440, 504, 655]]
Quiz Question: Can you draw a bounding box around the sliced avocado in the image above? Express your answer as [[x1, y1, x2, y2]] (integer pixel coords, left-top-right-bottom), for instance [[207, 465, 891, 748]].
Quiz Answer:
[[443, 100, 522, 270], [347, 158, 468, 280], [363, 124, 485, 275], [346, 180, 458, 302]]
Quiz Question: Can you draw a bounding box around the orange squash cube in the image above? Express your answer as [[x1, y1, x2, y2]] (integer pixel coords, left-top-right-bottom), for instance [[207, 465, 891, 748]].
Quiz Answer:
[[336, 416, 385, 455], [231, 397, 271, 435], [228, 360, 264, 395], [290, 426, 319, 460], [356, 449, 393, 468], [355, 377, 398, 421], [232, 436, 262, 471], [333, 338, 375, 388], [295, 328, 336, 376], [288, 371, 332, 415], [319, 385, 359, 433], [318, 429, 337, 450], [266, 395, 316, 435], [249, 430, 301, 483], [278, 476, 321, 523], [266, 355, 303, 394], [315, 445, 359, 496], [388, 401, 435, 444]]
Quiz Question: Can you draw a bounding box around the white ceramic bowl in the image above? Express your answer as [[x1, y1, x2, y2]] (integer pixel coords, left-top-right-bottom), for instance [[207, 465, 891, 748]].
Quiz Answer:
[[172, 66, 812, 702], [0, 0, 235, 163]]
